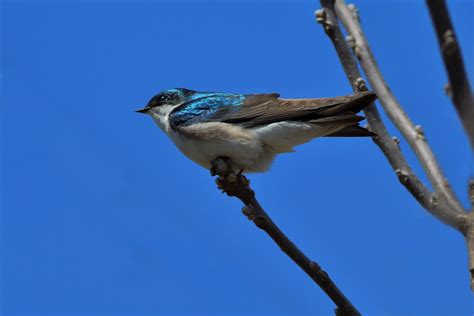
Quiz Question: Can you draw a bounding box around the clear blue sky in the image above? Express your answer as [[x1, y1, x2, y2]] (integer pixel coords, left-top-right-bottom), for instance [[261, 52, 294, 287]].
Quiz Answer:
[[2, 0, 473, 315]]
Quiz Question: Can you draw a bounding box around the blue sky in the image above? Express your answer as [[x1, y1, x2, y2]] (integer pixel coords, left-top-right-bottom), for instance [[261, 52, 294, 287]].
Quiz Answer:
[[2, 0, 473, 315]]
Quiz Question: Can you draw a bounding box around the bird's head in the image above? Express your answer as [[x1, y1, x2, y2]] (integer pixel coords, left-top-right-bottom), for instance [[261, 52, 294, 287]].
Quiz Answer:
[[136, 88, 196, 117]]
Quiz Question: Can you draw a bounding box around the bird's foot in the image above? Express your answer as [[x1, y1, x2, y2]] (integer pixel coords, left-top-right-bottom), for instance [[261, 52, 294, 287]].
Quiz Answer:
[[210, 156, 232, 177], [210, 157, 251, 198]]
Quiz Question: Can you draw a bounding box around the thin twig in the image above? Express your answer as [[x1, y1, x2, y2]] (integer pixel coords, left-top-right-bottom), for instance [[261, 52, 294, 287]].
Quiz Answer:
[[316, 0, 467, 231], [211, 157, 360, 316], [335, 0, 466, 215], [426, 0, 474, 148], [467, 180, 474, 290], [427, 0, 474, 292]]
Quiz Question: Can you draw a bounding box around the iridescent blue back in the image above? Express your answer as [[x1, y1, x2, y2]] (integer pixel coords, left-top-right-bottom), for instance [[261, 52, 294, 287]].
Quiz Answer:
[[170, 93, 245, 127]]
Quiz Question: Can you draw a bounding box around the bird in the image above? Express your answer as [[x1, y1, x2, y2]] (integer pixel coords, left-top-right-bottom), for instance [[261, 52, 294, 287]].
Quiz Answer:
[[136, 88, 376, 173]]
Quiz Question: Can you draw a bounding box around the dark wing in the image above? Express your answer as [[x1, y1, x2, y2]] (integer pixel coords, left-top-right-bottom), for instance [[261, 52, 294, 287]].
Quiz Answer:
[[170, 91, 376, 130], [169, 92, 279, 128], [222, 91, 376, 128]]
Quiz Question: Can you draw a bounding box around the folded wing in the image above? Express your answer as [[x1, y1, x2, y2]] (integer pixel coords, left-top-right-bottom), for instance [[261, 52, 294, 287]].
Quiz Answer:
[[169, 91, 377, 136]]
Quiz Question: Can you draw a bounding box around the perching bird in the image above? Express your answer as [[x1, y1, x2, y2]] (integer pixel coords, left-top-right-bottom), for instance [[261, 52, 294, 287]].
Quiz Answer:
[[136, 88, 376, 173]]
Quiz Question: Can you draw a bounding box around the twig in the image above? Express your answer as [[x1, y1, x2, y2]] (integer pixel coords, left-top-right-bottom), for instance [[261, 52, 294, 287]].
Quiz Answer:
[[426, 0, 474, 148], [316, 0, 467, 231], [211, 157, 361, 316], [467, 180, 474, 290], [427, 0, 474, 291], [335, 0, 465, 215]]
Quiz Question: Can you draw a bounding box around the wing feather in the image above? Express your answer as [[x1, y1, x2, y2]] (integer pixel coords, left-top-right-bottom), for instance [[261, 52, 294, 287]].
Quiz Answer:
[[169, 91, 376, 129], [222, 91, 376, 127]]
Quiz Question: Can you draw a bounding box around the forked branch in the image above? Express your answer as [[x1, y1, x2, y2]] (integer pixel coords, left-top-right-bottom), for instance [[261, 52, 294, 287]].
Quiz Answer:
[[334, 0, 465, 215], [316, 0, 466, 232], [318, 0, 474, 290], [426, 0, 474, 290], [211, 157, 360, 316]]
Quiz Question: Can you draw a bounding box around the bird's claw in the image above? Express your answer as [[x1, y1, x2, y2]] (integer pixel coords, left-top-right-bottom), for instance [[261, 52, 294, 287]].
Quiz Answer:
[[210, 156, 232, 177], [210, 164, 218, 177], [210, 157, 251, 197], [215, 177, 225, 191]]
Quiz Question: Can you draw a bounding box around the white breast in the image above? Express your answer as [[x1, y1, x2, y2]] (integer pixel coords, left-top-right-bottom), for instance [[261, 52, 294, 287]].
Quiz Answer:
[[167, 122, 267, 171], [148, 106, 341, 172]]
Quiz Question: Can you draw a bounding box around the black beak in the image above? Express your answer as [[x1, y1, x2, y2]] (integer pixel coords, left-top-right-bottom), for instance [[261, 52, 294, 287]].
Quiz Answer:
[[135, 107, 150, 114]]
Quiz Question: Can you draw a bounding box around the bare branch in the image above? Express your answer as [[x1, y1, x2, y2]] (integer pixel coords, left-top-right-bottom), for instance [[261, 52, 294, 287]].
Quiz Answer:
[[211, 157, 360, 316], [467, 180, 474, 289], [426, 0, 474, 148], [427, 2, 474, 272], [316, 0, 467, 231], [333, 0, 465, 215]]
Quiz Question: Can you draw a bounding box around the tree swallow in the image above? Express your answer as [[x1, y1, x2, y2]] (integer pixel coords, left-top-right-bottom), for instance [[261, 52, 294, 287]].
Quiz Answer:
[[136, 88, 376, 173]]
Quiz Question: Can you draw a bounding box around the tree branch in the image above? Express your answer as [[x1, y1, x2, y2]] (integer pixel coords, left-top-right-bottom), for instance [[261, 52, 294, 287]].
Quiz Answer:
[[210, 157, 360, 316], [334, 0, 466, 215], [467, 180, 474, 290], [426, 0, 474, 148], [425, 0, 474, 287], [316, 0, 467, 232]]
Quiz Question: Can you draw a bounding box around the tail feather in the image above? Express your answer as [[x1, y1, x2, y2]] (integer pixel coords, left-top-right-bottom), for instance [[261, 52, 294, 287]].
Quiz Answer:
[[254, 91, 377, 153], [312, 91, 376, 138], [309, 113, 365, 125], [325, 125, 376, 137], [316, 91, 376, 116]]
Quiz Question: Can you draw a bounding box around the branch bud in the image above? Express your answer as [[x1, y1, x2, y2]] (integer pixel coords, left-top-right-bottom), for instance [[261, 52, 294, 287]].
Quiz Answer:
[[442, 30, 458, 55], [315, 9, 326, 24], [242, 205, 255, 220], [415, 125, 425, 140], [315, 8, 333, 33], [392, 136, 400, 146], [395, 169, 409, 185], [430, 195, 440, 206], [346, 35, 355, 49], [444, 83, 453, 97], [347, 3, 360, 22], [354, 77, 367, 91]]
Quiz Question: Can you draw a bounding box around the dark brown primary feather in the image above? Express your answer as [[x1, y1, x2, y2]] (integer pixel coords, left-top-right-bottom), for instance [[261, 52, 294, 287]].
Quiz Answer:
[[325, 125, 376, 137], [221, 91, 377, 137]]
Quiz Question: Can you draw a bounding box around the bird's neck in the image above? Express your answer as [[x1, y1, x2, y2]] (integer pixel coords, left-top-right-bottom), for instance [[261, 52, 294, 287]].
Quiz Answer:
[[149, 112, 170, 134], [148, 104, 180, 135]]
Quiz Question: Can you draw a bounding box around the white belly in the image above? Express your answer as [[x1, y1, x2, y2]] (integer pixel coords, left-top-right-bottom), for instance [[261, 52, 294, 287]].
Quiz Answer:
[[168, 122, 273, 172], [162, 121, 340, 173]]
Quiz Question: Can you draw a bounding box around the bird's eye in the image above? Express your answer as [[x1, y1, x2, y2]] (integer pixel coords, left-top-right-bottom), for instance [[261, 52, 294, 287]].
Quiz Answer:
[[151, 92, 180, 107]]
